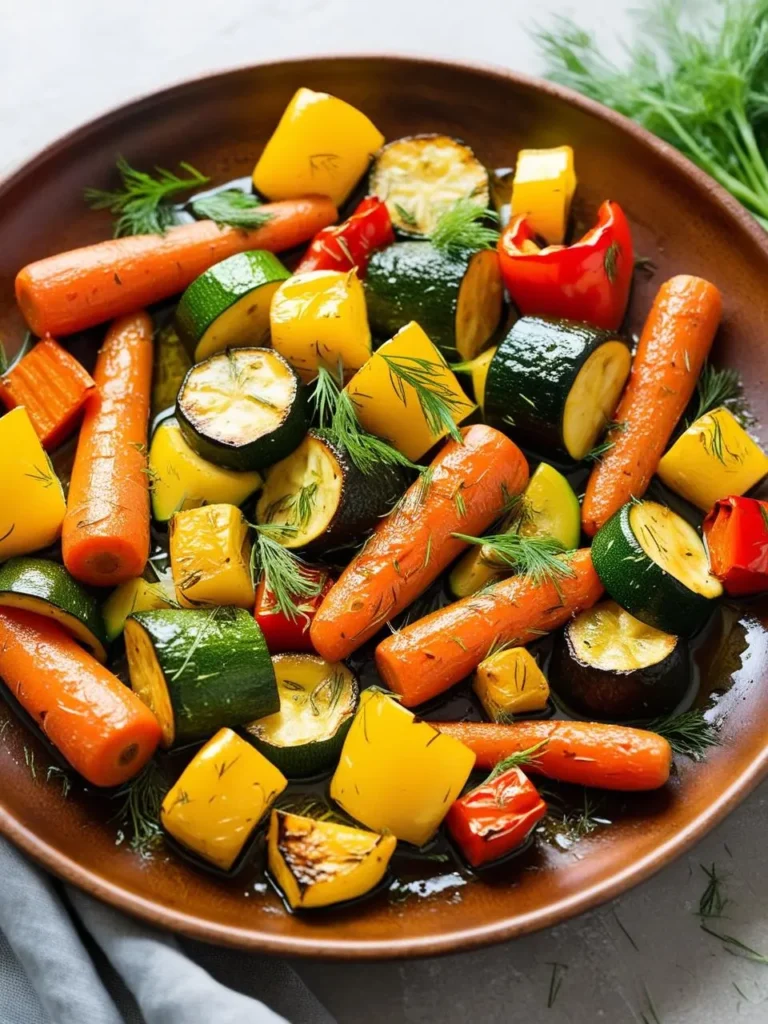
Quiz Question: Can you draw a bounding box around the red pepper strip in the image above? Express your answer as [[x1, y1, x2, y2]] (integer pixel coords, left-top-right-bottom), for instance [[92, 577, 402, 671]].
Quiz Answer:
[[497, 200, 634, 331], [296, 196, 394, 276], [703, 496, 768, 596], [445, 765, 546, 868], [254, 570, 334, 654]]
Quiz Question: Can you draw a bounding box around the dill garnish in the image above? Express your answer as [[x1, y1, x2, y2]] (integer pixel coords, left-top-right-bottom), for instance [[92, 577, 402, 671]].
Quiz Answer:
[[111, 760, 168, 857], [190, 189, 271, 230], [249, 524, 323, 621], [380, 354, 469, 442], [643, 708, 719, 761], [431, 199, 500, 255], [454, 531, 575, 586]]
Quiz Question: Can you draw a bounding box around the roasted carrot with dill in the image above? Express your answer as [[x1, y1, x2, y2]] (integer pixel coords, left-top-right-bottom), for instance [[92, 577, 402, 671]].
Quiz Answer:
[[376, 548, 602, 707], [0, 608, 161, 786], [582, 275, 722, 536], [62, 312, 152, 586], [15, 196, 337, 337], [434, 719, 672, 791], [310, 425, 529, 662]]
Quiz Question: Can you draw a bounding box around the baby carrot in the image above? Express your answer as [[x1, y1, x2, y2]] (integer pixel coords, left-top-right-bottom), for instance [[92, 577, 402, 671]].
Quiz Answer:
[[15, 196, 337, 337], [0, 608, 161, 786], [62, 312, 152, 586], [375, 548, 602, 707], [582, 275, 722, 536], [435, 720, 672, 791], [310, 425, 529, 662]]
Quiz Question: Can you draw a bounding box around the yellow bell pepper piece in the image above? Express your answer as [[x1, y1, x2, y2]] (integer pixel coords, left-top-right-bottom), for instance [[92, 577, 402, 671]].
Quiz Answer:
[[345, 322, 476, 462], [101, 576, 174, 642], [162, 728, 287, 871], [657, 407, 768, 511], [149, 419, 262, 522], [511, 145, 577, 245], [270, 270, 371, 382], [0, 407, 66, 561], [330, 690, 475, 846], [268, 810, 396, 909], [473, 648, 550, 718], [252, 87, 384, 206], [169, 503, 254, 608]]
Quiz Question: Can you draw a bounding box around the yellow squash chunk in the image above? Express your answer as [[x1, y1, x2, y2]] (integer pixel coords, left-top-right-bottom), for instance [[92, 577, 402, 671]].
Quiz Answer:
[[270, 270, 371, 382], [169, 503, 254, 608], [330, 690, 475, 846], [345, 322, 476, 462], [0, 407, 66, 561], [474, 648, 550, 718], [162, 728, 287, 871], [252, 87, 384, 206], [657, 407, 768, 511], [102, 576, 174, 642], [511, 145, 577, 245], [150, 419, 262, 522], [268, 810, 396, 909]]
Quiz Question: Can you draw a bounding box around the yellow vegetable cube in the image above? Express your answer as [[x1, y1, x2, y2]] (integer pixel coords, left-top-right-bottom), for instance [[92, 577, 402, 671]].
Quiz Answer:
[[162, 728, 287, 871], [511, 145, 577, 245], [0, 407, 66, 561], [270, 270, 371, 381], [330, 690, 475, 846], [345, 322, 476, 462], [473, 648, 550, 718], [252, 87, 384, 206], [102, 576, 174, 642], [657, 407, 768, 511], [169, 503, 254, 608], [268, 810, 396, 909]]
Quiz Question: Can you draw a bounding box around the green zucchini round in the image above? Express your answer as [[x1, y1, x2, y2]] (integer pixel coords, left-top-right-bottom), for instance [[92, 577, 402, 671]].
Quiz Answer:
[[244, 654, 358, 776], [175, 250, 290, 362], [365, 241, 503, 362], [591, 500, 723, 636], [551, 599, 689, 719], [255, 430, 407, 552], [176, 348, 308, 471], [484, 316, 631, 460], [124, 607, 278, 748], [0, 557, 108, 661]]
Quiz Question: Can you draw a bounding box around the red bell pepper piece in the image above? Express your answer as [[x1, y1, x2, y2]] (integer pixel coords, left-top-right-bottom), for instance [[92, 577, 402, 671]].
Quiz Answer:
[[296, 196, 394, 276], [254, 570, 334, 653], [497, 199, 634, 331], [446, 765, 546, 868], [703, 496, 768, 596]]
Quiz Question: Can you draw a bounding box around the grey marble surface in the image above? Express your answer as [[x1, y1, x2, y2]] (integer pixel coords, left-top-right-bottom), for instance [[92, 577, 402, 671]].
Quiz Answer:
[[2, 1, 768, 1021]]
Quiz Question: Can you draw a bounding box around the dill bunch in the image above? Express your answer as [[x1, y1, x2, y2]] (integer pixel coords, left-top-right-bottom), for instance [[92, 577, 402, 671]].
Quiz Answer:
[[432, 199, 501, 254]]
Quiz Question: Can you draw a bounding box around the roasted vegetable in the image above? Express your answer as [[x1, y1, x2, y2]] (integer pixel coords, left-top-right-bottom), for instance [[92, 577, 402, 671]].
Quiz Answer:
[[151, 324, 191, 420], [295, 196, 394, 275], [704, 495, 768, 596], [510, 145, 577, 245], [102, 575, 175, 642], [169, 503, 254, 609], [254, 570, 333, 654], [473, 648, 550, 719]]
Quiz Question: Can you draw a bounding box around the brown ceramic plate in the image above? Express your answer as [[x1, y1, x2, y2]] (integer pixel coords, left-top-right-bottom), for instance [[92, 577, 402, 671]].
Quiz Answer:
[[1, 56, 768, 960]]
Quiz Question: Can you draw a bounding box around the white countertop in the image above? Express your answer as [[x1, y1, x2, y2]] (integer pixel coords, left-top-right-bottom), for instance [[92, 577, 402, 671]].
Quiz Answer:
[[3, 1, 768, 1021]]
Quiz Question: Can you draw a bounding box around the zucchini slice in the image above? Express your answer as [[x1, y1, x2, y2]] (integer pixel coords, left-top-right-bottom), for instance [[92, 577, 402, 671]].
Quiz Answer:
[[365, 241, 503, 362], [149, 418, 263, 523], [151, 324, 191, 420], [175, 250, 290, 362], [484, 317, 631, 460], [102, 575, 175, 643], [0, 557, 108, 661], [268, 809, 396, 910], [369, 134, 489, 237], [255, 431, 406, 551], [176, 348, 308, 470], [591, 500, 722, 636], [245, 654, 358, 776], [125, 607, 278, 748], [551, 599, 688, 720]]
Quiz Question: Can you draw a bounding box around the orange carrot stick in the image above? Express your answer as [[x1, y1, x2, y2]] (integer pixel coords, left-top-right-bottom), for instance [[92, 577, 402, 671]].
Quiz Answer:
[[434, 719, 672, 791], [310, 425, 529, 662], [0, 338, 95, 449], [376, 548, 602, 707], [582, 275, 722, 536], [62, 312, 152, 586], [15, 196, 337, 337], [0, 608, 161, 786]]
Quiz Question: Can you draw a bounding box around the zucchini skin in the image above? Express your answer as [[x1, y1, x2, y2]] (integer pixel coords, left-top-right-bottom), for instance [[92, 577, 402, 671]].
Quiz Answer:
[[484, 316, 624, 457], [128, 607, 278, 747]]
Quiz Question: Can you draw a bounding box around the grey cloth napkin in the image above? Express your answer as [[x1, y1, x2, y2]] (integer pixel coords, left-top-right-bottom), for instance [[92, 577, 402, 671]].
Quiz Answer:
[[0, 838, 335, 1024]]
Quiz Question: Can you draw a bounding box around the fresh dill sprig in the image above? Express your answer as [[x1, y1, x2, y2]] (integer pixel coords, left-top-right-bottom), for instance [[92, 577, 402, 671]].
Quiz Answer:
[[693, 364, 746, 423], [536, 786, 610, 849], [85, 157, 210, 237], [546, 963, 568, 1008], [701, 924, 768, 965], [261, 482, 319, 530], [111, 760, 168, 857], [45, 765, 72, 798], [698, 862, 729, 919], [431, 199, 500, 255], [487, 740, 549, 780], [644, 708, 720, 761], [380, 354, 470, 442], [583, 438, 616, 463], [394, 202, 419, 228], [249, 524, 323, 621], [454, 531, 575, 585], [190, 189, 271, 229]]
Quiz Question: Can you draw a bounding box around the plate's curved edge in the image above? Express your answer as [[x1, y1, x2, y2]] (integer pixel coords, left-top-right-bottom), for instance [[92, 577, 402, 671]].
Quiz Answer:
[[2, 53, 768, 960]]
